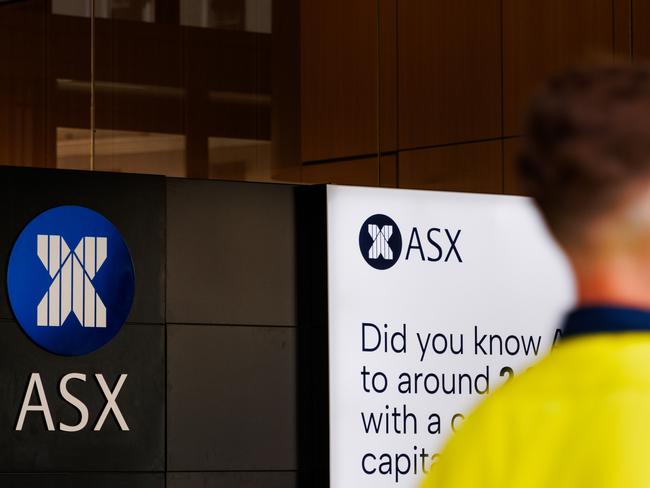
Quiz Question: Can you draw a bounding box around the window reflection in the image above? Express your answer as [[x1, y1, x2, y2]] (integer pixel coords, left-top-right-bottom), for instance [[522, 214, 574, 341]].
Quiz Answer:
[[52, 0, 155, 23], [209, 137, 271, 181], [1, 0, 291, 182], [244, 0, 272, 34], [180, 0, 271, 33], [56, 79, 183, 100], [57, 127, 185, 177]]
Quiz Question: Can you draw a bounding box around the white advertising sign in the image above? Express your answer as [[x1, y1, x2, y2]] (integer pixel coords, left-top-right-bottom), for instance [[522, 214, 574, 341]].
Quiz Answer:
[[326, 185, 575, 487]]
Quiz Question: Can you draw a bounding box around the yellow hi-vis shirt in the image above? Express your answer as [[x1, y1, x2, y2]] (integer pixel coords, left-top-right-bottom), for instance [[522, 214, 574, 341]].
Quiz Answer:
[[421, 332, 650, 488]]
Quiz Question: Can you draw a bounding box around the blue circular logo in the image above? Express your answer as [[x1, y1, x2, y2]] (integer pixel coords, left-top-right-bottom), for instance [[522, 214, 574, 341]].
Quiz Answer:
[[7, 206, 135, 356], [359, 214, 402, 270]]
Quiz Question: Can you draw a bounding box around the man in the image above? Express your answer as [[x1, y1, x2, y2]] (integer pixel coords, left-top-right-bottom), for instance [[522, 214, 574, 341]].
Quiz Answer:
[[422, 63, 650, 487]]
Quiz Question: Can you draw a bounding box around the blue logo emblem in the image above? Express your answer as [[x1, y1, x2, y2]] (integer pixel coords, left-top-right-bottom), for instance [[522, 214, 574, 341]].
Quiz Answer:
[[359, 214, 402, 270], [7, 206, 135, 356]]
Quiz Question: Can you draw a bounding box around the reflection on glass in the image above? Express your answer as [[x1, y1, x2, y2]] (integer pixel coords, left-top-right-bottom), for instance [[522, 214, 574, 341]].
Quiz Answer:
[[180, 0, 271, 33], [52, 0, 155, 22], [57, 127, 185, 176], [2, 0, 292, 182], [209, 137, 271, 181], [244, 0, 272, 34], [57, 78, 183, 99]]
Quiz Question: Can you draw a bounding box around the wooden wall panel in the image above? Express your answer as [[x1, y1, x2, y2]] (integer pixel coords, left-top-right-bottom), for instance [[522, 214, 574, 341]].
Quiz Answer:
[[301, 0, 378, 162], [614, 0, 632, 60], [302, 157, 379, 186], [633, 0, 650, 59], [379, 0, 397, 153], [503, 137, 524, 195], [380, 155, 397, 187], [0, 3, 49, 168], [503, 0, 613, 135], [271, 0, 301, 181], [398, 141, 502, 193], [398, 0, 501, 149]]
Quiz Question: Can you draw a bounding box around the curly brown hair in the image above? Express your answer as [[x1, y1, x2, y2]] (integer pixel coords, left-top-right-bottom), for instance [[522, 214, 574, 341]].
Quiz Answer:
[[518, 63, 650, 243]]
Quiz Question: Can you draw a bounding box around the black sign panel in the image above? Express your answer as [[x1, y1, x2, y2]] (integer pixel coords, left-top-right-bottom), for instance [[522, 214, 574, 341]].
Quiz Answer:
[[0, 320, 164, 471], [0, 166, 165, 324], [0, 474, 164, 488], [0, 167, 166, 473]]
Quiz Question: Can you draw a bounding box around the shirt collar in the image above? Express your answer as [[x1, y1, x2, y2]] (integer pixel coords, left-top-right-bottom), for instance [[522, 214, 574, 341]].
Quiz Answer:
[[562, 305, 650, 339]]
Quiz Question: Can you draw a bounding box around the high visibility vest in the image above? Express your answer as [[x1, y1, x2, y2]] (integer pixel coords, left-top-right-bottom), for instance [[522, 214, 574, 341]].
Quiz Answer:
[[421, 307, 650, 488]]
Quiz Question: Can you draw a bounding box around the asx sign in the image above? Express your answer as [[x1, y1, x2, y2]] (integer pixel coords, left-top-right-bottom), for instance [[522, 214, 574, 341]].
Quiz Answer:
[[7, 206, 135, 432], [359, 214, 463, 270]]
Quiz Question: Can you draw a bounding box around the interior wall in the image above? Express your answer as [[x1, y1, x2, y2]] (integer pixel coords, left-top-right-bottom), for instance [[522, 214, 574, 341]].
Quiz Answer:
[[0, 0, 645, 192], [299, 0, 639, 194], [0, 167, 299, 487]]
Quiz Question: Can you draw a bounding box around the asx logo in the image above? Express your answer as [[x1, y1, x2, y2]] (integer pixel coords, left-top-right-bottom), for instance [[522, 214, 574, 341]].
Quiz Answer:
[[359, 214, 403, 270], [36, 234, 108, 328], [15, 372, 129, 432], [7, 206, 135, 356], [359, 214, 463, 270]]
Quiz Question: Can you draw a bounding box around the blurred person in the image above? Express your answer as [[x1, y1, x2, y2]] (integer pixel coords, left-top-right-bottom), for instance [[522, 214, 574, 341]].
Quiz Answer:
[[422, 63, 650, 487]]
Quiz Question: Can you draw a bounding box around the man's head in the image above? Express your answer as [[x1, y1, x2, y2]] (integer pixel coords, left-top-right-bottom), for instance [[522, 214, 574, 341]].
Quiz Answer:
[[519, 63, 650, 305], [520, 63, 650, 245]]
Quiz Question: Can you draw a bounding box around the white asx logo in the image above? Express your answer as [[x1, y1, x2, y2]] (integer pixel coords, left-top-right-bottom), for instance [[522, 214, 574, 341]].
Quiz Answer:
[[368, 224, 394, 260], [359, 214, 403, 270], [37, 235, 107, 328], [15, 372, 129, 432]]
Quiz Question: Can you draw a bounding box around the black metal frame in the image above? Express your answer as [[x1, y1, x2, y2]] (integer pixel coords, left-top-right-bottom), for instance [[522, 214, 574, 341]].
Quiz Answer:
[[296, 185, 330, 488]]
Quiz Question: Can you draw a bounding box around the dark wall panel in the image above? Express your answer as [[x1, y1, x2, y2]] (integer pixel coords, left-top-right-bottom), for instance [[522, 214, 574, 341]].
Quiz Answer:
[[302, 157, 379, 186], [398, 141, 503, 193], [504, 137, 524, 195], [166, 178, 296, 326], [167, 471, 297, 488], [0, 2, 49, 168], [0, 167, 165, 324], [271, 0, 302, 182], [1, 169, 303, 481], [614, 0, 632, 60], [398, 0, 501, 149], [167, 324, 296, 471], [503, 0, 613, 135], [380, 155, 398, 188], [0, 321, 164, 472], [379, 0, 398, 153], [633, 0, 650, 59], [301, 0, 378, 161], [0, 474, 164, 488]]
